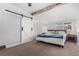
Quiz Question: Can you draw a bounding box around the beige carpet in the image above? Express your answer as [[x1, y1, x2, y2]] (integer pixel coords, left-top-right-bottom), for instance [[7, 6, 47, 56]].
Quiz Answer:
[[0, 40, 79, 56]]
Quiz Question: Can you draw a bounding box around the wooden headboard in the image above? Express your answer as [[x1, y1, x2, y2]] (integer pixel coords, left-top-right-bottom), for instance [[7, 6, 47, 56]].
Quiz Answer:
[[48, 29, 67, 33]]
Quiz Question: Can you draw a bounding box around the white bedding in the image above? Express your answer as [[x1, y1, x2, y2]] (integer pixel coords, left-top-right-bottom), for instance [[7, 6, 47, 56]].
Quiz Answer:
[[36, 31, 66, 47]]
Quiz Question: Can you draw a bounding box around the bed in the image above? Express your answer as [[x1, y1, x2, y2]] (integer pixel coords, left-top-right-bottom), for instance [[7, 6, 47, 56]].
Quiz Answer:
[[35, 30, 66, 47]]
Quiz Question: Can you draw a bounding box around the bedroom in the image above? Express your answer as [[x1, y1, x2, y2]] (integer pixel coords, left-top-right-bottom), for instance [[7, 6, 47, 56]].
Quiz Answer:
[[0, 3, 79, 56]]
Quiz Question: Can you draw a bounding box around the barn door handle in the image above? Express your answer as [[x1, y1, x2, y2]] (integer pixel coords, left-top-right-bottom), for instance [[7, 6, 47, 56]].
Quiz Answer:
[[22, 27, 23, 31]]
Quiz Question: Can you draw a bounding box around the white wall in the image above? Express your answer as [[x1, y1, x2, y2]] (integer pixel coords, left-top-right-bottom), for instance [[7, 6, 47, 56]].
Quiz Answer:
[[33, 3, 79, 35], [0, 3, 21, 47], [0, 3, 34, 48]]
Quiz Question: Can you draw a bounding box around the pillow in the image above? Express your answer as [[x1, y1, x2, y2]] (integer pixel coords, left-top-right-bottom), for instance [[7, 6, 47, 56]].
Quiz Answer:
[[47, 31, 65, 34], [47, 31, 58, 34], [57, 31, 65, 34]]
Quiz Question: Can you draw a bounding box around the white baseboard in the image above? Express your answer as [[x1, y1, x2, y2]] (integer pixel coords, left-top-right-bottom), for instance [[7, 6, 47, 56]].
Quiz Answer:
[[21, 38, 33, 44], [6, 42, 20, 48], [6, 38, 33, 48]]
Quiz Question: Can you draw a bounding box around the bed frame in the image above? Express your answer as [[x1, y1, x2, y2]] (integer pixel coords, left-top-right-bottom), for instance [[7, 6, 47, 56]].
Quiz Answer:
[[48, 29, 67, 33]]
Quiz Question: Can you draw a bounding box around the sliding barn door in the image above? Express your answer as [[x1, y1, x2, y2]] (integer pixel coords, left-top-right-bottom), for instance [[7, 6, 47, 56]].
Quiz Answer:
[[0, 12, 21, 47]]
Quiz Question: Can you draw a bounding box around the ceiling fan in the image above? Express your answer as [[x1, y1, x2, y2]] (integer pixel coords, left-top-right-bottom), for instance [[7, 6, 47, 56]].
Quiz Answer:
[[28, 3, 32, 7]]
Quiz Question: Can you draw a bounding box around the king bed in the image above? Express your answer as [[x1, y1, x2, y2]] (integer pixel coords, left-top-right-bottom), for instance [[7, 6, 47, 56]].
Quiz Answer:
[[35, 30, 67, 47]]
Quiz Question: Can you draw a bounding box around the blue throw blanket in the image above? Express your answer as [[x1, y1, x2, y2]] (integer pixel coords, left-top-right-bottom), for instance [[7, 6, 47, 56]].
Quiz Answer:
[[37, 34, 63, 39]]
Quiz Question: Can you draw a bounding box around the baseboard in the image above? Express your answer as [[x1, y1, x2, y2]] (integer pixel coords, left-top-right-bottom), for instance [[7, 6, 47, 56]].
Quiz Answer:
[[6, 42, 20, 48], [21, 38, 33, 44], [6, 39, 33, 48]]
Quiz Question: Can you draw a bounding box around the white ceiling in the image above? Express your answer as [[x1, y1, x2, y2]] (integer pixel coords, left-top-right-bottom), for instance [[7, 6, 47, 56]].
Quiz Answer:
[[12, 3, 53, 13], [12, 3, 79, 25], [33, 3, 79, 24]]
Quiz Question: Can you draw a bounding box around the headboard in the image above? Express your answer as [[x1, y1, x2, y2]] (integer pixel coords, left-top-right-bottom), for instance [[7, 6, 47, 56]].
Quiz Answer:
[[48, 29, 67, 33]]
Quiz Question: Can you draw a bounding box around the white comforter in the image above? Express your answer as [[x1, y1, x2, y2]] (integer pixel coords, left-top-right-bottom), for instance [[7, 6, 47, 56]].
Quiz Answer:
[[36, 34, 66, 46]]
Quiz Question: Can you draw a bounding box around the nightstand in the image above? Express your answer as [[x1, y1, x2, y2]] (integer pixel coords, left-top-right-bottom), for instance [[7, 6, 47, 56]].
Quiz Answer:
[[66, 34, 77, 43]]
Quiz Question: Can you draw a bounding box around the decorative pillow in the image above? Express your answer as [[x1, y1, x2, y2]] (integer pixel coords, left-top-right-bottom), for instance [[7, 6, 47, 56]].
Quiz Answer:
[[47, 31, 65, 34], [47, 31, 58, 34], [57, 31, 65, 34]]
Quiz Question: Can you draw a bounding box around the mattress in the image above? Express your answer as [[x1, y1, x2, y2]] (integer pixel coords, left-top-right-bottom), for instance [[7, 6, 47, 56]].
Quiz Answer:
[[37, 34, 63, 39]]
